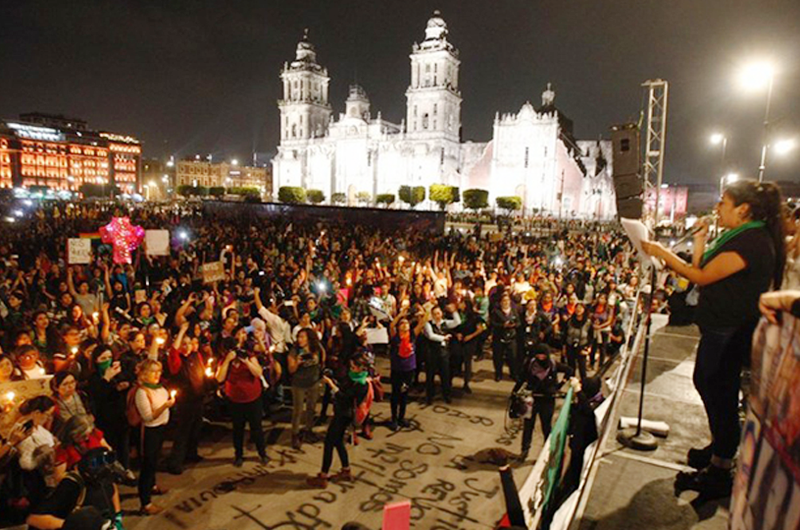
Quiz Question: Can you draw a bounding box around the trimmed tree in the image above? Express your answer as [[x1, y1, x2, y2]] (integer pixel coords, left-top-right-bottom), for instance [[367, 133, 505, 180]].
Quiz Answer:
[[429, 184, 460, 210], [278, 186, 306, 204], [495, 196, 522, 214], [463, 189, 489, 211], [229, 187, 260, 198], [306, 189, 325, 204], [399, 185, 426, 208], [376, 193, 395, 206], [355, 191, 372, 205], [331, 192, 346, 205], [209, 186, 225, 197]]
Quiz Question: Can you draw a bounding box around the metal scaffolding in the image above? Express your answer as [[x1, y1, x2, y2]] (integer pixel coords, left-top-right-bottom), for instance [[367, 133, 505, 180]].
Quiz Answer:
[[641, 79, 669, 225]]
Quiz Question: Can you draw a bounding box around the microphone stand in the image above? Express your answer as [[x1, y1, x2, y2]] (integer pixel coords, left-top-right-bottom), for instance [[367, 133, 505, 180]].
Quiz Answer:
[[617, 263, 659, 450]]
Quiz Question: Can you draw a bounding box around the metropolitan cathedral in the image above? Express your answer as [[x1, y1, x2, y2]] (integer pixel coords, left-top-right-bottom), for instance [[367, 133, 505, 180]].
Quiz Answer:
[[272, 12, 617, 219]]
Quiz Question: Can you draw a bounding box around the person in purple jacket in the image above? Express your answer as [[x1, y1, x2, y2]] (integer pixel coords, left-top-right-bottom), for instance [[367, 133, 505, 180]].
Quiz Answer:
[[387, 303, 427, 431]]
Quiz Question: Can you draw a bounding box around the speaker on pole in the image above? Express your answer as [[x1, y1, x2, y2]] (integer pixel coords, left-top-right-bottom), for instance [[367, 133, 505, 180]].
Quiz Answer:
[[610, 123, 643, 219]]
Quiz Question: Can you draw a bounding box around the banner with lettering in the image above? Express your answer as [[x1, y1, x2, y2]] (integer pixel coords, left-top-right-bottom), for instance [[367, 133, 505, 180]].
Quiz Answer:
[[730, 315, 800, 530], [518, 387, 574, 529]]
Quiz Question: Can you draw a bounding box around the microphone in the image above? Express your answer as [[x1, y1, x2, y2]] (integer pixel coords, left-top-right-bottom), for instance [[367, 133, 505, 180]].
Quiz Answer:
[[670, 216, 714, 248]]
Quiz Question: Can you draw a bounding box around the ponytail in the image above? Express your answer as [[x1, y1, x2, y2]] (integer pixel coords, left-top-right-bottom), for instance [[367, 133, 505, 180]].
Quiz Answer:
[[725, 179, 785, 288]]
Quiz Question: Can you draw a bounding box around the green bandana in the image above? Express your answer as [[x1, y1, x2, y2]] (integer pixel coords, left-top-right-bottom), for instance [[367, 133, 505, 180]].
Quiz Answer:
[[142, 382, 162, 390], [96, 359, 112, 376], [348, 370, 368, 385], [701, 220, 765, 266]]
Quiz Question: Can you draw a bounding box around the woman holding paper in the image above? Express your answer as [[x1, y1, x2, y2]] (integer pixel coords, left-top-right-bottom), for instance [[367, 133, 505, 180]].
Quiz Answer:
[[641, 179, 784, 499]]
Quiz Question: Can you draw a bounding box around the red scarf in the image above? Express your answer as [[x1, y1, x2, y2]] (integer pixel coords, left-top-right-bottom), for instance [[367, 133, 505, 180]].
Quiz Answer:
[[398, 333, 413, 359]]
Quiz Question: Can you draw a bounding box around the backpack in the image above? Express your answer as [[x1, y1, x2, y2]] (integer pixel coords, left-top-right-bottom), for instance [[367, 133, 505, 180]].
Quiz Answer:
[[354, 380, 374, 427], [125, 385, 153, 427]]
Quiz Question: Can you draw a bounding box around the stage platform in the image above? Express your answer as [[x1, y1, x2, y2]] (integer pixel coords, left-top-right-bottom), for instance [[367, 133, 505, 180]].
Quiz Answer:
[[578, 325, 731, 530]]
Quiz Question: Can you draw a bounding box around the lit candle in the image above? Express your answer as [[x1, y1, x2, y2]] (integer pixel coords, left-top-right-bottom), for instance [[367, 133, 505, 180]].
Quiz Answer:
[[4, 391, 14, 402], [92, 312, 99, 321], [70, 346, 79, 356], [205, 358, 214, 377], [170, 389, 177, 399], [39, 367, 46, 376], [155, 337, 165, 345]]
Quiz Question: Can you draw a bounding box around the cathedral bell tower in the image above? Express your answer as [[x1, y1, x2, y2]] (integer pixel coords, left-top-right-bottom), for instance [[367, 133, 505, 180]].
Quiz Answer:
[[279, 29, 332, 142], [405, 11, 461, 140]]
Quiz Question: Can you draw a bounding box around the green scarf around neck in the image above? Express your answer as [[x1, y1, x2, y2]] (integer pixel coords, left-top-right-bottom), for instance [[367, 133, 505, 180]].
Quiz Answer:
[[348, 370, 368, 385], [96, 359, 112, 377], [701, 220, 765, 266], [142, 382, 163, 390]]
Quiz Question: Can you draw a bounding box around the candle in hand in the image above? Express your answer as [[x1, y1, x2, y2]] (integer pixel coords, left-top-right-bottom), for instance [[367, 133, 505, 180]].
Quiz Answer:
[[170, 389, 177, 399], [4, 391, 14, 403]]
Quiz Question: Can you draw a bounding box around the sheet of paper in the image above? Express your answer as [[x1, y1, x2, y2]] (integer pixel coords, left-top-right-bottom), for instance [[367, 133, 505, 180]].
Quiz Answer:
[[145, 229, 170, 256], [365, 327, 389, 345], [620, 218, 662, 269]]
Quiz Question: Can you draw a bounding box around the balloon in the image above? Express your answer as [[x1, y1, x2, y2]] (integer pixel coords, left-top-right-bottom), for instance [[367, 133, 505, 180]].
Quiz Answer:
[[99, 217, 145, 264]]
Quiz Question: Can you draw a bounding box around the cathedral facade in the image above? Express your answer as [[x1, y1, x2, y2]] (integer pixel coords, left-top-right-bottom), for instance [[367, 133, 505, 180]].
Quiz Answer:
[[272, 13, 616, 219]]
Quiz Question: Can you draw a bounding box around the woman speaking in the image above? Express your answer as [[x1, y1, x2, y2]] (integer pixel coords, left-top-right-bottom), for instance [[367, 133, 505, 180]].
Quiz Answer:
[[642, 179, 784, 498]]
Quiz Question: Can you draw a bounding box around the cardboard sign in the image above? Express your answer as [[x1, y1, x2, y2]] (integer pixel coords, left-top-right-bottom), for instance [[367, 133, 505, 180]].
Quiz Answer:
[[67, 238, 92, 264], [201, 261, 226, 284], [145, 229, 170, 256], [134, 289, 148, 304]]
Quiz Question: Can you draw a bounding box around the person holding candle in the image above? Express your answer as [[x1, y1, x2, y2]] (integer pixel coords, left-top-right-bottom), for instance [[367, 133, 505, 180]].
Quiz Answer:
[[88, 346, 131, 467], [164, 322, 208, 475], [134, 359, 175, 515], [12, 345, 47, 380]]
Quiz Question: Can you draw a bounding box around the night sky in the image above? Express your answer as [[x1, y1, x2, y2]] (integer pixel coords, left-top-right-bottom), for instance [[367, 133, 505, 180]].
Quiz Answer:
[[1, 0, 799, 186]]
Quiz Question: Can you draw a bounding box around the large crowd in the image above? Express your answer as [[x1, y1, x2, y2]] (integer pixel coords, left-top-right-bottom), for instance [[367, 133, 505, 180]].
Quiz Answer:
[[0, 200, 641, 529]]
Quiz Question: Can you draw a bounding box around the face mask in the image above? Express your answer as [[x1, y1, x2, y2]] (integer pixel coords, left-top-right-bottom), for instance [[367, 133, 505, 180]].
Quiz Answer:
[[348, 370, 368, 385], [97, 359, 112, 376]]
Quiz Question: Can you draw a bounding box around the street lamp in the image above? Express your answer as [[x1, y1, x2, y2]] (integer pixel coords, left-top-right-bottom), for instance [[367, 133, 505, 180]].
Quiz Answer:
[[739, 60, 775, 182], [231, 159, 239, 166], [774, 138, 796, 156], [710, 132, 728, 163]]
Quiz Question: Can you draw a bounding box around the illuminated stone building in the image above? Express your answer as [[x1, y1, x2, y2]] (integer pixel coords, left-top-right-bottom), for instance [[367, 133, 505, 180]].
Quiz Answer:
[[272, 12, 616, 218], [0, 113, 141, 194]]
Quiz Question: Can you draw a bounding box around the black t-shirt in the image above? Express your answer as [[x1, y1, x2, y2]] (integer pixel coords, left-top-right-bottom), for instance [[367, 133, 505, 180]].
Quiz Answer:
[[697, 227, 775, 329]]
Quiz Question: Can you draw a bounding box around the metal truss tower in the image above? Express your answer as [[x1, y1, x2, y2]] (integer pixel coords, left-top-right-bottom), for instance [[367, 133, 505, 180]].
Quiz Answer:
[[641, 79, 669, 225]]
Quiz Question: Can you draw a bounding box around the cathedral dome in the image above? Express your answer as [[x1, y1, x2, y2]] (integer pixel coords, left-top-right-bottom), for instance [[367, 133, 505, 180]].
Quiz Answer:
[[424, 10, 448, 40], [295, 29, 317, 63]]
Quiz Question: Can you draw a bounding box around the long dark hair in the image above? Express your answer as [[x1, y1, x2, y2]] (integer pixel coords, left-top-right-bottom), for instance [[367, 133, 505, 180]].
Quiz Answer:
[[725, 179, 785, 288]]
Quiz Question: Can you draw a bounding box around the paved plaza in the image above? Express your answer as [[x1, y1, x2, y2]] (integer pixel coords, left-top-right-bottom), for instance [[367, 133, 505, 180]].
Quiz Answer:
[[123, 355, 537, 530]]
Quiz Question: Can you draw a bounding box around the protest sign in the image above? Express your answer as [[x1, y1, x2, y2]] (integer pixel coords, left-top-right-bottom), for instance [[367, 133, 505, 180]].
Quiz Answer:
[[67, 238, 92, 264], [202, 261, 226, 284], [145, 229, 170, 256]]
